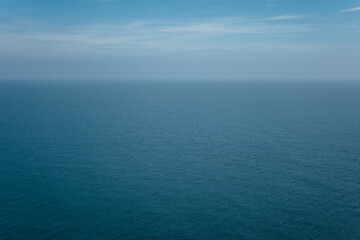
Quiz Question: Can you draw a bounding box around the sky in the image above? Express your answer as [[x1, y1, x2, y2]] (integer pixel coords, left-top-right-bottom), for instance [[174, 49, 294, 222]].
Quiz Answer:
[[0, 0, 359, 80]]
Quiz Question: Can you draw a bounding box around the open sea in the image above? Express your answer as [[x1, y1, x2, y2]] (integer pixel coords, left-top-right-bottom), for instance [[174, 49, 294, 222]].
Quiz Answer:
[[0, 81, 359, 240]]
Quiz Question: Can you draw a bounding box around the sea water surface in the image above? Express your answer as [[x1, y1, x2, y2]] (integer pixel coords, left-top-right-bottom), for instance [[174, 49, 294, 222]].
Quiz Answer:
[[0, 81, 359, 240]]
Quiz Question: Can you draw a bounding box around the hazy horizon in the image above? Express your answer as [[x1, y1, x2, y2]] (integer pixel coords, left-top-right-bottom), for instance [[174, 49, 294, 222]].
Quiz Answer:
[[1, 0, 360, 81]]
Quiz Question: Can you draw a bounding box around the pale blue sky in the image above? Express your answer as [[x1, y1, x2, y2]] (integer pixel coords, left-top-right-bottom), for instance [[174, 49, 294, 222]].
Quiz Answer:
[[0, 0, 359, 80]]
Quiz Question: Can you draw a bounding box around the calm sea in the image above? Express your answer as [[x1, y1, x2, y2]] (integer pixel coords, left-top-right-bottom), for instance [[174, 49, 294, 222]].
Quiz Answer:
[[0, 81, 359, 240]]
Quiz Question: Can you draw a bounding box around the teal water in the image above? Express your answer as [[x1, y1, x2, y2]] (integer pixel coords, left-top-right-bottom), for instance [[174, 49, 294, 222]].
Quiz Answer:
[[0, 81, 359, 240]]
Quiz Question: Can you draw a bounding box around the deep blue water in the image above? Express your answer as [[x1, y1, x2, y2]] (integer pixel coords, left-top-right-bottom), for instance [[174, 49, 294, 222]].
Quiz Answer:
[[0, 81, 359, 240]]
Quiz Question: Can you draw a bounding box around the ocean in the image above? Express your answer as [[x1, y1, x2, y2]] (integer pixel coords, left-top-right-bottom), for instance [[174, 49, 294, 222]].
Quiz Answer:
[[0, 81, 359, 240]]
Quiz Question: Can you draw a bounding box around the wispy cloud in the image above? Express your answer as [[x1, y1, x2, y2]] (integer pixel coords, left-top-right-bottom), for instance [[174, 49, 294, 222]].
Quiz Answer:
[[340, 6, 360, 13], [0, 17, 314, 56], [156, 17, 311, 34], [266, 15, 304, 21]]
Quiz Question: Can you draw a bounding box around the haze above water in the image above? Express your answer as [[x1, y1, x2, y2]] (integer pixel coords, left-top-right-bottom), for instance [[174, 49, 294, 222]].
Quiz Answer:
[[1, 81, 359, 240]]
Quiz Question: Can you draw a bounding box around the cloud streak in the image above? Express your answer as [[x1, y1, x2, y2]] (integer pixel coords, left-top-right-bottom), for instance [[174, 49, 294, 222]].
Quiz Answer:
[[266, 15, 304, 21], [0, 17, 314, 56], [340, 6, 360, 13]]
